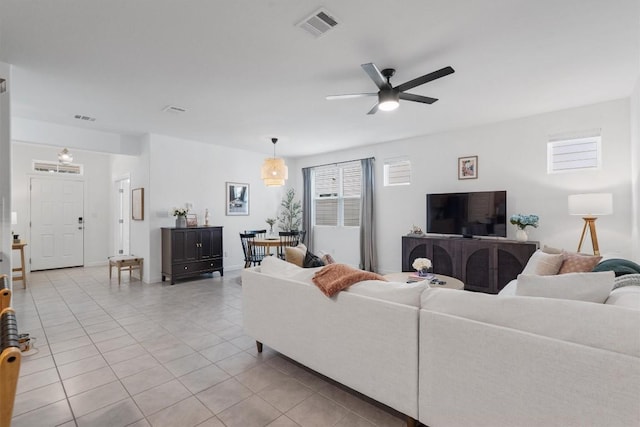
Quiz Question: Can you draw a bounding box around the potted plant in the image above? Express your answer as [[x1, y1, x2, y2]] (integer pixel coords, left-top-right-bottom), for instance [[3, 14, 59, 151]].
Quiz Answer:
[[173, 207, 189, 228], [265, 218, 276, 237], [509, 214, 539, 242], [277, 189, 302, 232]]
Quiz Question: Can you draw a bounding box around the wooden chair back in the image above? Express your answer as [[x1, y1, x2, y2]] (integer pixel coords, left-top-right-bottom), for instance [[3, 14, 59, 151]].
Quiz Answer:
[[0, 307, 21, 427], [0, 276, 10, 312], [278, 231, 300, 259]]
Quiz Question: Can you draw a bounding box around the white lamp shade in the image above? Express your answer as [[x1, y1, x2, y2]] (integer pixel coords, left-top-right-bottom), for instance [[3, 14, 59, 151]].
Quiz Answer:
[[261, 157, 288, 187], [11, 211, 17, 225], [568, 193, 613, 216]]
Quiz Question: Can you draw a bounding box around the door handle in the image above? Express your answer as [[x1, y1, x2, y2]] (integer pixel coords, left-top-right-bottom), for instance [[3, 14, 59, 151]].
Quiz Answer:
[[78, 227, 83, 230]]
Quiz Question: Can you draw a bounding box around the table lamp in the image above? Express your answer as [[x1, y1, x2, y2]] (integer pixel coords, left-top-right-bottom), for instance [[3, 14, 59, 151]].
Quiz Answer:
[[568, 193, 613, 255]]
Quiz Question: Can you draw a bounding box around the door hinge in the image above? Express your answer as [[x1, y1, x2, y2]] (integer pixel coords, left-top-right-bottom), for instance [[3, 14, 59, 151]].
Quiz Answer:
[[118, 249, 123, 254], [119, 188, 124, 193], [29, 258, 31, 264], [29, 221, 32, 228], [118, 219, 124, 224]]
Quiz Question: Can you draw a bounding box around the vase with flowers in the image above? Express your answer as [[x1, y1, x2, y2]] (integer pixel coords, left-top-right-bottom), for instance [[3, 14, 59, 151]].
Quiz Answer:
[[412, 257, 432, 277], [509, 214, 539, 242], [173, 207, 189, 228], [265, 218, 276, 237]]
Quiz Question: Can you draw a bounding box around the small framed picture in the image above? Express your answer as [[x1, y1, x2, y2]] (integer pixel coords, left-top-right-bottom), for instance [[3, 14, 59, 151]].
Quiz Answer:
[[226, 182, 249, 216], [132, 188, 144, 220], [186, 214, 198, 227], [458, 156, 478, 180]]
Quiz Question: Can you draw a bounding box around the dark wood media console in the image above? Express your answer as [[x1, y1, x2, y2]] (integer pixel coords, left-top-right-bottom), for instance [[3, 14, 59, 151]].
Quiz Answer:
[[402, 235, 538, 294]]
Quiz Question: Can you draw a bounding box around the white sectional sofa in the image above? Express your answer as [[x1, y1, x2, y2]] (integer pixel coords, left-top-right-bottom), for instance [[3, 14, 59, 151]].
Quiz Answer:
[[241, 257, 640, 427]]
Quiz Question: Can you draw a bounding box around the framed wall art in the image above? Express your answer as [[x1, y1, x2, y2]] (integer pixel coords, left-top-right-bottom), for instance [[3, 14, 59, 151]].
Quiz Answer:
[[132, 188, 144, 220], [226, 182, 249, 216], [186, 214, 198, 227], [458, 156, 478, 180]]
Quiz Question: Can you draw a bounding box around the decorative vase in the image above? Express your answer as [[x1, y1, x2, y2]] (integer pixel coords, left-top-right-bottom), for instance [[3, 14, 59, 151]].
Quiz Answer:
[[417, 268, 430, 277], [175, 216, 187, 228], [516, 228, 528, 242]]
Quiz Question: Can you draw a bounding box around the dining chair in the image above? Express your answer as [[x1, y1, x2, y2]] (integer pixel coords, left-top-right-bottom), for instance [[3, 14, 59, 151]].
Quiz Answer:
[[298, 230, 307, 245], [240, 232, 265, 268], [278, 231, 300, 259], [245, 229, 267, 239]]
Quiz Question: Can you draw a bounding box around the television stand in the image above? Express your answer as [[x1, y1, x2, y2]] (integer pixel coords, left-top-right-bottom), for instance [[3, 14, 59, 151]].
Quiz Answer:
[[402, 235, 538, 294]]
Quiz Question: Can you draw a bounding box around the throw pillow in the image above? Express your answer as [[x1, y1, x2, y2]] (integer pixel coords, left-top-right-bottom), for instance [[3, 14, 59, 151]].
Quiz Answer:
[[312, 264, 386, 297], [320, 253, 336, 265], [303, 250, 325, 268], [515, 271, 615, 303], [558, 251, 602, 274], [521, 250, 564, 275], [284, 243, 307, 267], [612, 273, 640, 290], [592, 258, 640, 277]]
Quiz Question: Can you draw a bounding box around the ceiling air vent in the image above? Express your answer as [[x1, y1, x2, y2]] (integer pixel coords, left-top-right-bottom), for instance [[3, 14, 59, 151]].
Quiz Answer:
[[163, 105, 187, 114], [297, 8, 338, 38], [74, 114, 96, 122]]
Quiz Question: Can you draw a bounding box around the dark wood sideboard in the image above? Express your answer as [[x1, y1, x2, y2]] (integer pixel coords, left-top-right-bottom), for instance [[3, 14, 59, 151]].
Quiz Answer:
[[402, 235, 538, 294], [162, 226, 223, 285]]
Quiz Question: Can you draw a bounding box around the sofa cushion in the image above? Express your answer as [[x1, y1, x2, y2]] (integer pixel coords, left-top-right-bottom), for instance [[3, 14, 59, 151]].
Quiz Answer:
[[516, 271, 614, 303], [605, 285, 640, 310], [260, 255, 303, 277], [284, 244, 307, 267], [541, 245, 563, 254], [303, 250, 325, 268], [347, 280, 427, 307], [521, 250, 564, 275], [558, 251, 602, 274], [312, 264, 386, 297], [421, 287, 640, 357]]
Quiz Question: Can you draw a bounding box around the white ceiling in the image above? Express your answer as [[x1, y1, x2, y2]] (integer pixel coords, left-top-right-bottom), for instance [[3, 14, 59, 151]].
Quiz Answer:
[[0, 0, 638, 157]]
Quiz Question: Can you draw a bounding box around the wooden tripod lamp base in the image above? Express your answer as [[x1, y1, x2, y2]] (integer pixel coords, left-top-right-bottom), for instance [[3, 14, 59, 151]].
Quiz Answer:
[[576, 217, 600, 255], [569, 193, 612, 256]]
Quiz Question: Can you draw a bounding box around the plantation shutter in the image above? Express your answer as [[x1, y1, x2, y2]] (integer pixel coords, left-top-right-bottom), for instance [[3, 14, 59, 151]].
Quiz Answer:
[[342, 162, 361, 226], [314, 166, 339, 226]]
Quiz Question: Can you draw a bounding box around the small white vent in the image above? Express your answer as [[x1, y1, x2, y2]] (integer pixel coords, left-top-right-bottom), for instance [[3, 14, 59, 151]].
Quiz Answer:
[[33, 160, 83, 175], [74, 114, 96, 122], [547, 134, 601, 174], [163, 105, 187, 114], [297, 8, 338, 38]]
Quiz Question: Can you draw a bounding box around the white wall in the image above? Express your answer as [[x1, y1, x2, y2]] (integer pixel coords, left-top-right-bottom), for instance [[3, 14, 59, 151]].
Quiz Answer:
[[292, 98, 635, 274], [145, 134, 287, 282], [628, 16, 639, 261], [11, 143, 112, 268], [0, 62, 11, 281], [12, 117, 142, 155]]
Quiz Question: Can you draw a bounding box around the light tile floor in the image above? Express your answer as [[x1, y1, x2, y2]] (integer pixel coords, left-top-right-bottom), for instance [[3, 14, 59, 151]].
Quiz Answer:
[[10, 267, 407, 427]]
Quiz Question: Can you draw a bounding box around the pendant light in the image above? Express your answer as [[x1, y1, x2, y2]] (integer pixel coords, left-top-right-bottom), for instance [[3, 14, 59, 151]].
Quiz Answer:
[[58, 148, 73, 164], [261, 138, 288, 187]]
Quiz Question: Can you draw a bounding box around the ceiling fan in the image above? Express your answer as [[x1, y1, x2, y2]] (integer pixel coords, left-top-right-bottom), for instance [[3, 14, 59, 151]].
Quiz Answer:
[[326, 63, 455, 114]]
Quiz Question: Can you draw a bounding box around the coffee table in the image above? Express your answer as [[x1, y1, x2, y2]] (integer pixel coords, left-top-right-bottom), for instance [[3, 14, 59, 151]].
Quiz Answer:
[[383, 272, 465, 290]]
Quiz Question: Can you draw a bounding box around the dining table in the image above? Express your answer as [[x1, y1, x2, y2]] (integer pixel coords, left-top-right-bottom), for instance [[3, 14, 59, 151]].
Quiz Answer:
[[252, 237, 281, 256]]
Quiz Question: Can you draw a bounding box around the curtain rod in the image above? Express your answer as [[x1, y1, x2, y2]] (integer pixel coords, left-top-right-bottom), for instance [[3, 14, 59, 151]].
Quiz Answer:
[[306, 157, 375, 169]]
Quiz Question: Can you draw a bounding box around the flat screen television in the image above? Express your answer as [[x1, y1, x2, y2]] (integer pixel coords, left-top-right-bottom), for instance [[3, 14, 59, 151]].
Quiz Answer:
[[426, 191, 507, 238]]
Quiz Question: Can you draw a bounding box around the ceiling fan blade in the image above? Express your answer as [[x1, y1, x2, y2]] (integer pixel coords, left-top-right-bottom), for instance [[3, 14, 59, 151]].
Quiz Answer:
[[399, 92, 438, 104], [395, 66, 455, 92], [367, 104, 379, 115], [326, 93, 377, 100], [361, 63, 389, 89]]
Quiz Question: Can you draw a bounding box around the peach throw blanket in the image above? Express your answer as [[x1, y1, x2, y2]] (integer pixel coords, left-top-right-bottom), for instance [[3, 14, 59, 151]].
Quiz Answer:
[[312, 263, 386, 297]]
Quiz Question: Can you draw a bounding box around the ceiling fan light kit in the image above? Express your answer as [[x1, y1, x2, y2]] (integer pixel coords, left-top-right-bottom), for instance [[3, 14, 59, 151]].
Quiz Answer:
[[327, 63, 455, 114], [261, 138, 288, 187], [58, 148, 73, 164]]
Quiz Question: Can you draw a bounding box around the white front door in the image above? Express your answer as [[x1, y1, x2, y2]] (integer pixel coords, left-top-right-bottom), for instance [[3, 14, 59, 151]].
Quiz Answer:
[[30, 178, 84, 270]]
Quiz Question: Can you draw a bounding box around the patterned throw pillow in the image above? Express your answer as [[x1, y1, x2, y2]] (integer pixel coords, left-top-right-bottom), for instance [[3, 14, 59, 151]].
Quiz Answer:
[[558, 251, 602, 274]]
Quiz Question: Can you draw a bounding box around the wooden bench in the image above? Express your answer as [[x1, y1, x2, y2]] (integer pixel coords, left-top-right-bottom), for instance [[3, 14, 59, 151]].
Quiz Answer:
[[108, 256, 143, 285], [0, 308, 21, 427]]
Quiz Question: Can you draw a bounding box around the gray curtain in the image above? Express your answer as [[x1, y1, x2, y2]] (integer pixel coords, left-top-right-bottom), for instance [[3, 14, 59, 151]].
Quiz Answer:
[[302, 167, 313, 250], [359, 158, 377, 272]]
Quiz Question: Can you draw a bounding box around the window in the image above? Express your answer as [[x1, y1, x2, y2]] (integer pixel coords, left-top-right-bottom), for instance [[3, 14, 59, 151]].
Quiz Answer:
[[32, 160, 83, 175], [384, 158, 411, 186], [313, 161, 361, 227], [547, 135, 601, 174]]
